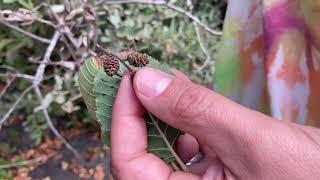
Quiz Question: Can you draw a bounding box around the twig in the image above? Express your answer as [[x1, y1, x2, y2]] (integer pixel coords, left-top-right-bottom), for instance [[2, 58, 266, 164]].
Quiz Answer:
[[60, 34, 78, 61], [0, 75, 16, 99], [99, 0, 222, 36], [0, 85, 33, 130], [29, 60, 76, 71], [194, 20, 213, 72], [33, 31, 60, 86], [0, 66, 35, 81], [0, 73, 34, 81], [69, 94, 82, 102], [33, 86, 82, 160], [148, 113, 188, 172], [186, 0, 213, 72], [0, 20, 51, 44], [97, 0, 166, 5], [165, 3, 222, 36], [0, 156, 45, 169], [0, 72, 54, 82], [47, 5, 81, 48], [31, 31, 81, 160]]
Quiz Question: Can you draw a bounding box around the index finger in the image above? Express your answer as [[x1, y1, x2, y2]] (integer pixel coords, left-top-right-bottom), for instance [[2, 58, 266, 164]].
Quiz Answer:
[[111, 72, 172, 179]]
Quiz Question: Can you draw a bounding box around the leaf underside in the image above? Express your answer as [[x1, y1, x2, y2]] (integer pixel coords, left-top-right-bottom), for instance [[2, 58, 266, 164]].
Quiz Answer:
[[78, 56, 180, 163]]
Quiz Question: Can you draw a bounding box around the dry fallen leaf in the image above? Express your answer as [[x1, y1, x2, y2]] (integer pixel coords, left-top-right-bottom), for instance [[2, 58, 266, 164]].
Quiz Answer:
[[79, 168, 90, 178], [42, 176, 51, 180], [26, 149, 36, 159], [90, 132, 100, 141], [93, 164, 105, 180], [62, 128, 83, 138], [85, 147, 101, 161], [14, 168, 31, 180], [61, 161, 69, 170], [89, 168, 95, 176]]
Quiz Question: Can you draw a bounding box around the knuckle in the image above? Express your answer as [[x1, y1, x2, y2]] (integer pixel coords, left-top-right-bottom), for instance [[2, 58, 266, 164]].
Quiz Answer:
[[173, 85, 210, 122], [110, 163, 121, 178]]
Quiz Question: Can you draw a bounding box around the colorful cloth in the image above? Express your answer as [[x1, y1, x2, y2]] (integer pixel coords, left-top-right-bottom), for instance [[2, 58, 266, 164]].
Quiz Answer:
[[215, 0, 320, 126]]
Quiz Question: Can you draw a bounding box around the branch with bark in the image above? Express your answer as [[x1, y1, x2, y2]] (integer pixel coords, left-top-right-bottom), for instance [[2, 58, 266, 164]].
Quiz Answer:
[[0, 19, 51, 44], [31, 31, 82, 159]]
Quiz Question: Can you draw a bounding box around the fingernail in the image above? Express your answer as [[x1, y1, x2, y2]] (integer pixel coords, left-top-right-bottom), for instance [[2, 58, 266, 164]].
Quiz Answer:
[[135, 68, 173, 97], [186, 152, 203, 166]]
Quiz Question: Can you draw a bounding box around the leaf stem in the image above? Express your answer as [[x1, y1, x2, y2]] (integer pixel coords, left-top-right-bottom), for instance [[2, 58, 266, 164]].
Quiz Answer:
[[170, 161, 180, 171], [115, 73, 123, 79], [148, 112, 188, 172]]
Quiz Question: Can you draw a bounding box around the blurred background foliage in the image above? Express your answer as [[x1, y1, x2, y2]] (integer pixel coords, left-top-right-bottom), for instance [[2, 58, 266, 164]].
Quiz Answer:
[[0, 0, 226, 171]]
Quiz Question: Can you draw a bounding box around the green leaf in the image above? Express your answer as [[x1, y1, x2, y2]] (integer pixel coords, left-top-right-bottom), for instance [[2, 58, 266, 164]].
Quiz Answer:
[[3, 0, 16, 4], [17, 0, 33, 9], [109, 10, 121, 29], [0, 39, 15, 51], [78, 58, 100, 116], [78, 55, 179, 163], [93, 68, 122, 140]]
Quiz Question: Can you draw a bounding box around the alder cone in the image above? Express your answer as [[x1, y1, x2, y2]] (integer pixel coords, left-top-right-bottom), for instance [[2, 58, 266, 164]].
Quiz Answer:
[[98, 54, 119, 76], [127, 51, 149, 67]]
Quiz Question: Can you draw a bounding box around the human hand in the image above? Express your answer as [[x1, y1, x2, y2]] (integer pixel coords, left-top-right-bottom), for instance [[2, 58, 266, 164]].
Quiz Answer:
[[111, 68, 320, 180]]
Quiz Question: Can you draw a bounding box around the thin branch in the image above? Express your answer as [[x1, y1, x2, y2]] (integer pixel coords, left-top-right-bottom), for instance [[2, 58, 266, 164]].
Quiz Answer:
[[35, 17, 56, 27], [47, 5, 81, 48], [0, 73, 34, 81], [194, 21, 213, 73], [60, 34, 78, 61], [33, 31, 60, 86], [165, 3, 222, 36], [148, 113, 188, 172], [0, 156, 45, 169], [99, 0, 222, 36], [29, 60, 76, 71], [0, 76, 16, 99], [0, 72, 54, 82], [0, 20, 51, 44], [186, 0, 213, 72], [98, 0, 166, 5], [31, 31, 81, 160], [0, 85, 33, 130], [33, 86, 82, 160], [68, 94, 82, 102], [0, 66, 35, 81]]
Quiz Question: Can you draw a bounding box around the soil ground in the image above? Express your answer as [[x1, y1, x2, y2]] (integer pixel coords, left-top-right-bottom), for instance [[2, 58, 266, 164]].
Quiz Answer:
[[0, 124, 111, 180]]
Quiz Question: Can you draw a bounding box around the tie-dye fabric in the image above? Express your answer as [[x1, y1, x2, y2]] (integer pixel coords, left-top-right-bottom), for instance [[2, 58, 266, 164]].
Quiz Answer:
[[214, 0, 320, 127]]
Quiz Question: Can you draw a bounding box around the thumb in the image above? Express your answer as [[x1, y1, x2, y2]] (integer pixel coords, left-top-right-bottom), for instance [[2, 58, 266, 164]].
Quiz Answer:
[[132, 68, 320, 179], [133, 68, 276, 174], [133, 68, 271, 139]]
